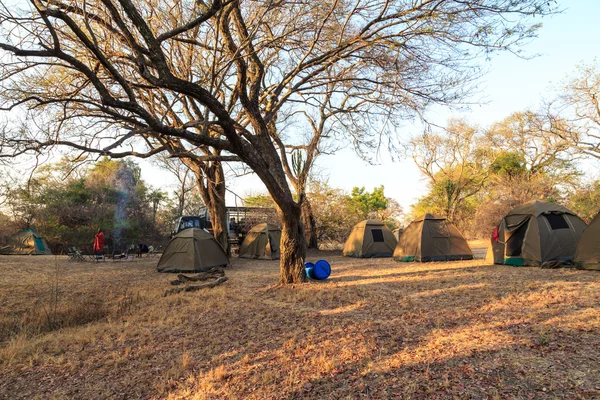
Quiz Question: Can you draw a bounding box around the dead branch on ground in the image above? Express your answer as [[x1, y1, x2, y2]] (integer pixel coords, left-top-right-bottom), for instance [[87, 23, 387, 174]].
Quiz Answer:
[[164, 276, 228, 296]]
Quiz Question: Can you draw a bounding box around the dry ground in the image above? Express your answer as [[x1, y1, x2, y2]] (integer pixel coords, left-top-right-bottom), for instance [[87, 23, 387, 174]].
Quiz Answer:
[[1, 248, 599, 399]]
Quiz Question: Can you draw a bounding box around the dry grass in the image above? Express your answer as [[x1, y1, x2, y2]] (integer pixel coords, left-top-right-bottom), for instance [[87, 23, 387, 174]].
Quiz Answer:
[[1, 248, 600, 399]]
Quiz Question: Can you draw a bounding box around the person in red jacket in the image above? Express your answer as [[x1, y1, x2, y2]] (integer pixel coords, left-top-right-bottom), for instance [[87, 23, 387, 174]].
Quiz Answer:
[[93, 228, 105, 255]]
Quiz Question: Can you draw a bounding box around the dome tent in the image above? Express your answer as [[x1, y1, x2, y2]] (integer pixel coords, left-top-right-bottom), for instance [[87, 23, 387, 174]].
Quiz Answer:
[[0, 229, 52, 255], [488, 200, 586, 267], [574, 212, 600, 270], [393, 214, 472, 262], [343, 219, 397, 258], [239, 223, 281, 260], [157, 228, 229, 273], [393, 228, 404, 241]]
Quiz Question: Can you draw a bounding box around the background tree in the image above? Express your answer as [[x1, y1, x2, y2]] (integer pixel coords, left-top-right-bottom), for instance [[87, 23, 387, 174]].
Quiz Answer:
[[410, 112, 580, 237], [485, 111, 578, 182], [158, 156, 196, 217], [243, 193, 276, 209], [273, 79, 374, 249], [2, 158, 168, 252], [308, 182, 402, 247], [410, 119, 490, 227], [0, 0, 557, 283], [566, 179, 600, 223], [350, 186, 389, 220], [551, 63, 600, 158], [309, 182, 361, 246]]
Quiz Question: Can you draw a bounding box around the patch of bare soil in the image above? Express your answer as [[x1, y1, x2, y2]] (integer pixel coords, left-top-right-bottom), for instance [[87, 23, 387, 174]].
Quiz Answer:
[[1, 252, 599, 399]]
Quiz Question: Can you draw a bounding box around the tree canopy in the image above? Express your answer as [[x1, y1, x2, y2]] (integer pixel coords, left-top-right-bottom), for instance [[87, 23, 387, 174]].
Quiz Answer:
[[2, 158, 170, 252], [410, 112, 581, 237]]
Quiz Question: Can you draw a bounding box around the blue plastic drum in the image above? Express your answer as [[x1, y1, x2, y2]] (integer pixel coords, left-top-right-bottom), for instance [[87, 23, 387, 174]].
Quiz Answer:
[[304, 261, 315, 279], [305, 259, 331, 280]]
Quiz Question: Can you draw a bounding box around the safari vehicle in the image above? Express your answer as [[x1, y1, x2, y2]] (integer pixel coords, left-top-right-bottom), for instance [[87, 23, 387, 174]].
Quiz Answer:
[[171, 215, 205, 237], [172, 207, 278, 246], [201, 205, 278, 234]]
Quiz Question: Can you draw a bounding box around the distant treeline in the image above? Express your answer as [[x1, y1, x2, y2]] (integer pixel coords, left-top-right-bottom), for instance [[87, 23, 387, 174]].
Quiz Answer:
[[0, 158, 177, 253]]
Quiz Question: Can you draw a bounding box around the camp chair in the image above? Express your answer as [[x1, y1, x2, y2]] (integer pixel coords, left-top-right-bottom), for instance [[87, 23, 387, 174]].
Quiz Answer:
[[66, 247, 82, 261], [88, 252, 105, 262], [67, 247, 87, 262], [78, 247, 101, 262]]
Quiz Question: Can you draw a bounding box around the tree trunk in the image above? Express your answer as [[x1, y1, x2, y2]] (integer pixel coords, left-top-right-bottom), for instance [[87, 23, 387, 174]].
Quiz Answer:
[[224, 118, 308, 284], [301, 198, 318, 249], [185, 160, 230, 255], [177, 170, 188, 216], [277, 201, 307, 284], [208, 193, 229, 255]]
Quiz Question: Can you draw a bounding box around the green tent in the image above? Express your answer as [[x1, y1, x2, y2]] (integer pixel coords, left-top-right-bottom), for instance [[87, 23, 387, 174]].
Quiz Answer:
[[393, 214, 472, 262], [343, 219, 398, 258], [489, 200, 586, 267], [0, 230, 53, 255], [157, 228, 229, 273], [574, 212, 600, 270], [239, 223, 281, 260]]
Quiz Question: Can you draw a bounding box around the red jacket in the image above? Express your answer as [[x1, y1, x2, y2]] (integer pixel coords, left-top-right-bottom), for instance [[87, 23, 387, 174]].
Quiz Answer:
[[93, 232, 105, 253], [492, 226, 499, 243]]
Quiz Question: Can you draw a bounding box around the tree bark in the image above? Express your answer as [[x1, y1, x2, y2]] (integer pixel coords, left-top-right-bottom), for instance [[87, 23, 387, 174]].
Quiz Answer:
[[301, 198, 318, 249], [242, 135, 308, 284], [276, 201, 307, 284], [184, 159, 230, 254], [207, 188, 229, 254]]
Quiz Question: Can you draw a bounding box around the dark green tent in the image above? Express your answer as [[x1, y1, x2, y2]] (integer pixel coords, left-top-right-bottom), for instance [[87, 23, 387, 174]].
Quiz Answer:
[[343, 220, 398, 258], [393, 214, 472, 262], [574, 212, 600, 270], [239, 223, 281, 260], [157, 228, 229, 273], [488, 200, 586, 266]]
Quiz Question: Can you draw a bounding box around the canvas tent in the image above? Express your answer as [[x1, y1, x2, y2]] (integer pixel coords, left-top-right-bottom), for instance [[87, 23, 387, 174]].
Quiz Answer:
[[487, 225, 504, 264], [157, 228, 229, 273], [394, 214, 472, 262], [343, 219, 398, 258], [488, 200, 586, 267], [239, 223, 281, 260], [393, 228, 404, 241], [0, 230, 53, 255], [574, 212, 600, 270]]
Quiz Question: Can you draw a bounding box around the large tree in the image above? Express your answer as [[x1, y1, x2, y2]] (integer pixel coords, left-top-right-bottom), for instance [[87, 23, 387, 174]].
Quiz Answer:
[[0, 0, 556, 283], [410, 119, 490, 223], [410, 112, 579, 237], [548, 63, 600, 159]]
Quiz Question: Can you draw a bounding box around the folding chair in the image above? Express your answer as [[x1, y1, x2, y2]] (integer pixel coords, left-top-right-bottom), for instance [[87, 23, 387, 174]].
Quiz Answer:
[[68, 247, 87, 262], [66, 247, 79, 261], [89, 252, 105, 262]]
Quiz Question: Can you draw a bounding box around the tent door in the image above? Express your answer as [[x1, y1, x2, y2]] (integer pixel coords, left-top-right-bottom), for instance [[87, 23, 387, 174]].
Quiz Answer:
[[505, 220, 529, 257], [34, 237, 46, 252]]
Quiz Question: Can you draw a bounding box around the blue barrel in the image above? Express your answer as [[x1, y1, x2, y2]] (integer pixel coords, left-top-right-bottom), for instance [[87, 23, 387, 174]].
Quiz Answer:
[[304, 261, 315, 279], [306, 260, 331, 280]]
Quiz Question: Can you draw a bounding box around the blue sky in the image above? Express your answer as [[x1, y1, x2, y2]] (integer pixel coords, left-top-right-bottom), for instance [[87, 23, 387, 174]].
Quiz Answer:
[[141, 1, 600, 215]]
